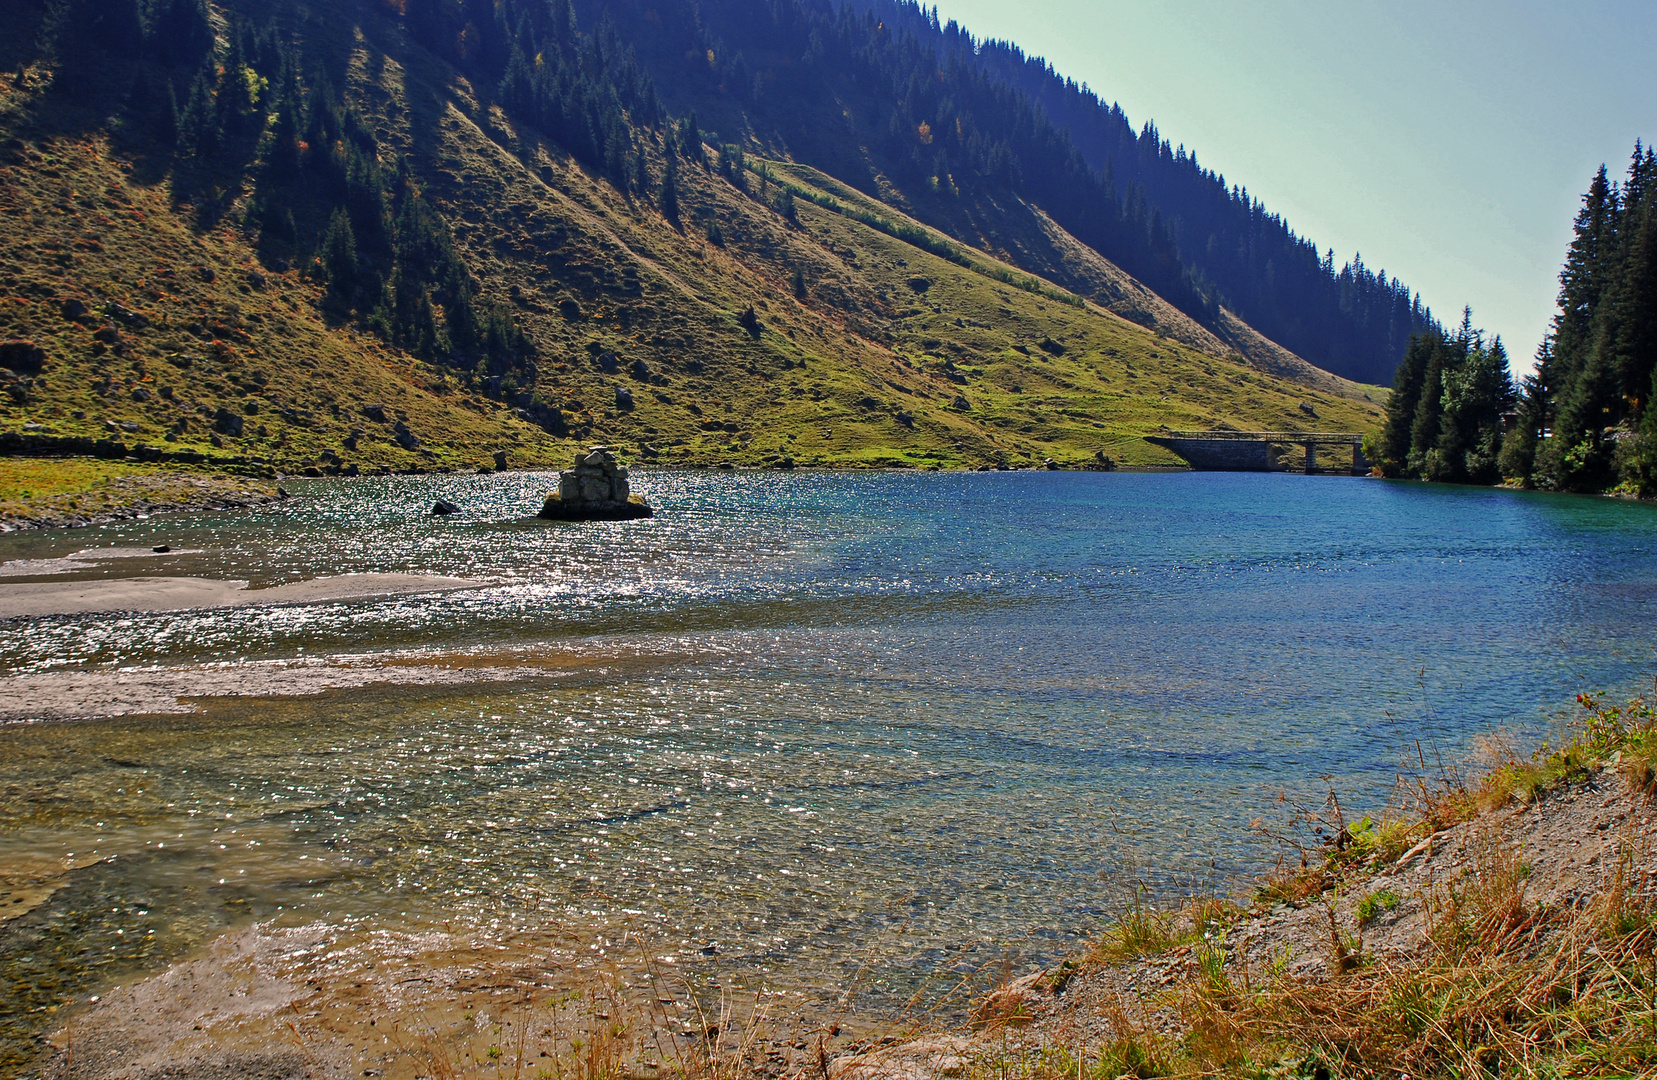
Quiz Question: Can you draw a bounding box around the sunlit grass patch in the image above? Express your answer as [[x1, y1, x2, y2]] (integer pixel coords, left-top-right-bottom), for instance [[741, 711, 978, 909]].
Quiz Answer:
[[0, 457, 163, 500]]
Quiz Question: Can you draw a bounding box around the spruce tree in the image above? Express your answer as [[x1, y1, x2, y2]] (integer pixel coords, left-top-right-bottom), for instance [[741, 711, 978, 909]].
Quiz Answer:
[[1612, 183, 1657, 410], [1547, 167, 1619, 447], [143, 0, 214, 68], [1634, 363, 1657, 496], [127, 67, 178, 145], [49, 0, 145, 98], [500, 45, 535, 118], [1439, 335, 1513, 484], [1406, 338, 1448, 479], [1378, 331, 1433, 476], [632, 147, 651, 197], [1552, 330, 1618, 489], [322, 208, 359, 303], [266, 94, 301, 179], [659, 145, 680, 223], [177, 61, 218, 154], [1499, 341, 1553, 484], [684, 113, 705, 168], [405, 0, 446, 52]]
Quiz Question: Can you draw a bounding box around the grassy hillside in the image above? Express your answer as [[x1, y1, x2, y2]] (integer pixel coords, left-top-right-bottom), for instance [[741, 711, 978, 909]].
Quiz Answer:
[[0, 124, 564, 474], [0, 0, 1385, 478]]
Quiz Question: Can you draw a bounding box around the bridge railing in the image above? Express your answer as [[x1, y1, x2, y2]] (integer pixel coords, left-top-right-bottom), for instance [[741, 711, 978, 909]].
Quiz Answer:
[[1157, 430, 1364, 443]]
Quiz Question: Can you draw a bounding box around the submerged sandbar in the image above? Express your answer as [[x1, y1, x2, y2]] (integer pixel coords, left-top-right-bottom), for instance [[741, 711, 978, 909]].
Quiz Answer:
[[0, 571, 477, 619]]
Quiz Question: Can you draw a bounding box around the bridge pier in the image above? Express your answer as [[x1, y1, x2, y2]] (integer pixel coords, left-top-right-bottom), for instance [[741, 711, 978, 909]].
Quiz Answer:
[[1303, 442, 1316, 474]]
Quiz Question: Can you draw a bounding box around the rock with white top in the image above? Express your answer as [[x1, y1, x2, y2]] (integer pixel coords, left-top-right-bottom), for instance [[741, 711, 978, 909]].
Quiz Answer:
[[539, 446, 653, 521]]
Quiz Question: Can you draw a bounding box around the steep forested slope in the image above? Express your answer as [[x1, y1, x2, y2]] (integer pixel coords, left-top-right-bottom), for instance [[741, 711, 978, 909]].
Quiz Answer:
[[576, 0, 1437, 385], [0, 0, 1386, 477]]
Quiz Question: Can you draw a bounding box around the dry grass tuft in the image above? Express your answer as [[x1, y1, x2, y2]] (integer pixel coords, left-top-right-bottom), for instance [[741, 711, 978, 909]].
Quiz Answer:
[[1093, 893, 1242, 965]]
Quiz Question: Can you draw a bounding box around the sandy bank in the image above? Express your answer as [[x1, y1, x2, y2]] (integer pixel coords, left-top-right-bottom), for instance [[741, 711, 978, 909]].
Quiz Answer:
[[0, 571, 477, 619], [0, 647, 663, 722]]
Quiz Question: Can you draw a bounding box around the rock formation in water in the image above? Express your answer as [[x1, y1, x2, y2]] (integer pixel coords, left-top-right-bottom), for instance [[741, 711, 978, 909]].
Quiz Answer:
[[538, 446, 653, 521]]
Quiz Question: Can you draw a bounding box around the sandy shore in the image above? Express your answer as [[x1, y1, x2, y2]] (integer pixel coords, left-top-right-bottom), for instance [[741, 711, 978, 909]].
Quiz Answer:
[[0, 646, 680, 722], [0, 571, 478, 619]]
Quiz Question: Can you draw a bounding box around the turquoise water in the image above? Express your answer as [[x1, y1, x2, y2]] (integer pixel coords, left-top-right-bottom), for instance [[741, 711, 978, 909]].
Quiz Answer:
[[3, 470, 1657, 1036]]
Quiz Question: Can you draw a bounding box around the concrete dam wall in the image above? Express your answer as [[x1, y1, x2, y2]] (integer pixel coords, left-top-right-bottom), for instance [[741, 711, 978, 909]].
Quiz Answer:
[[1144, 436, 1277, 471], [1145, 432, 1368, 474]]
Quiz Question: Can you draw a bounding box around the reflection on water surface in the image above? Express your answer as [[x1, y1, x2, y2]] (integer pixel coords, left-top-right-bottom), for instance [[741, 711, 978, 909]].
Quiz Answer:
[[3, 470, 1657, 1060]]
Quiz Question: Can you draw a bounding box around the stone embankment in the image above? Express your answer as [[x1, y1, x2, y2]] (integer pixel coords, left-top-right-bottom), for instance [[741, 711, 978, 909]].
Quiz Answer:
[[538, 445, 653, 521]]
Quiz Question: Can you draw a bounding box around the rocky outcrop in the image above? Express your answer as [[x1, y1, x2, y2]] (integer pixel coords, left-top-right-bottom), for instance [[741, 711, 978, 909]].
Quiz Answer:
[[828, 1037, 973, 1080], [0, 340, 45, 373], [538, 446, 653, 521]]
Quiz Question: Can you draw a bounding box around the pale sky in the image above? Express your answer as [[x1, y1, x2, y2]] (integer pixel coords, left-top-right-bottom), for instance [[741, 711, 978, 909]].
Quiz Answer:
[[927, 0, 1657, 369]]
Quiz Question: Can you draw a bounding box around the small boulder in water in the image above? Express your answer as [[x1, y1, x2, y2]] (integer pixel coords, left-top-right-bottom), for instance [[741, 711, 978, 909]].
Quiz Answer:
[[538, 446, 653, 521], [431, 499, 460, 516]]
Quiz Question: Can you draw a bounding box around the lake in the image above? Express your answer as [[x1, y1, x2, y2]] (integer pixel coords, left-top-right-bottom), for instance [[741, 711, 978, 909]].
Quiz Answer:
[[2, 469, 1656, 1053]]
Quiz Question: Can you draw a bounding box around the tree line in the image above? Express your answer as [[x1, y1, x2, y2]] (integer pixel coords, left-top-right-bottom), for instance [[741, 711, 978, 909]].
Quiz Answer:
[[1502, 144, 1657, 494], [1376, 143, 1657, 495], [410, 0, 662, 191], [1373, 313, 1513, 485]]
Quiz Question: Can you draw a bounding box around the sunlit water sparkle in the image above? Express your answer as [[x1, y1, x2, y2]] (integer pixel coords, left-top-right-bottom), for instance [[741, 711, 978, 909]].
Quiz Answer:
[[3, 469, 1657, 1047]]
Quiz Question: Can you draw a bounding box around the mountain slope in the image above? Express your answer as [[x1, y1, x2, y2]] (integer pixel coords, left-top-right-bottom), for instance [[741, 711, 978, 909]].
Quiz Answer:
[[0, 122, 560, 474], [0, 0, 1384, 476], [586, 0, 1436, 385]]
